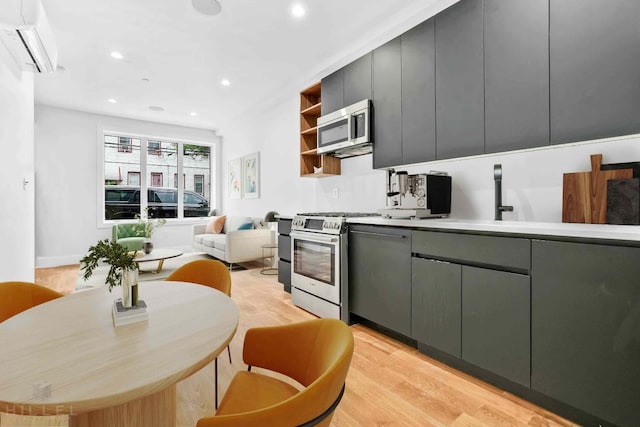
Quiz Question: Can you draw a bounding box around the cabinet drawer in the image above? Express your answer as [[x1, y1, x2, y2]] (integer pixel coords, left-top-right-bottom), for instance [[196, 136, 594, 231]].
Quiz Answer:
[[412, 230, 530, 271], [278, 235, 291, 262], [277, 219, 292, 235], [278, 259, 291, 293]]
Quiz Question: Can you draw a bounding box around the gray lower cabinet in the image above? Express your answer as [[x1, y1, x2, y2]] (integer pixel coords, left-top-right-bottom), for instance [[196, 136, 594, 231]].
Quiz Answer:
[[435, 0, 484, 160], [401, 18, 436, 166], [372, 37, 402, 169], [348, 225, 412, 336], [532, 240, 640, 427], [343, 53, 372, 107], [277, 219, 292, 293], [411, 257, 461, 357], [321, 68, 344, 115], [550, 0, 640, 144], [484, 0, 549, 153], [461, 266, 530, 387]]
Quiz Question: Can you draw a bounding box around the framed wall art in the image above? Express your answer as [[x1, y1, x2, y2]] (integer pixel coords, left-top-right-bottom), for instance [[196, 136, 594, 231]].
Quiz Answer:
[[242, 152, 260, 199], [228, 157, 242, 199]]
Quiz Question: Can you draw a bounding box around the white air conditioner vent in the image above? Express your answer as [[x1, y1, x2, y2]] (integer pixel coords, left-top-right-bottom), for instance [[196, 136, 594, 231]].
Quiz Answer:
[[0, 0, 58, 73]]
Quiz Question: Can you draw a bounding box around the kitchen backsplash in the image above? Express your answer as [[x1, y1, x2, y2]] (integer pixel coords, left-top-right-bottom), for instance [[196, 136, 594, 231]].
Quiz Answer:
[[316, 133, 640, 223]]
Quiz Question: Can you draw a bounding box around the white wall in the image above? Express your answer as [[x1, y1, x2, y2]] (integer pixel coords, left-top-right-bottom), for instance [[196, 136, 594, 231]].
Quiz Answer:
[[223, 97, 640, 223], [34, 105, 220, 267], [0, 47, 35, 281]]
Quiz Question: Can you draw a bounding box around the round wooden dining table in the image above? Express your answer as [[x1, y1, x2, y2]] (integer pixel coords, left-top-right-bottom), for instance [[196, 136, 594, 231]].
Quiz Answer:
[[0, 281, 239, 427]]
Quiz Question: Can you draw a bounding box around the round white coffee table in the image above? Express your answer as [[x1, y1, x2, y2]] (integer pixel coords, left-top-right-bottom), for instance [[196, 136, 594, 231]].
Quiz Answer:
[[135, 248, 183, 273]]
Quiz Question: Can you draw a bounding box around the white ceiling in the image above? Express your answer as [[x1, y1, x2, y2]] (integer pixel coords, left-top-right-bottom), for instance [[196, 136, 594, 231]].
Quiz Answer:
[[35, 0, 452, 133]]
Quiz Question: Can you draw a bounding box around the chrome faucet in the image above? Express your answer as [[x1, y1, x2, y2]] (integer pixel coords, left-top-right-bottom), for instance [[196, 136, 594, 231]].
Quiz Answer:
[[494, 164, 513, 220]]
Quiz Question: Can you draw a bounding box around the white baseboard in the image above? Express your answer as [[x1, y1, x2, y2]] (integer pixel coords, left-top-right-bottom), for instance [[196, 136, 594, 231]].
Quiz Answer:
[[36, 245, 197, 269], [36, 254, 84, 268]]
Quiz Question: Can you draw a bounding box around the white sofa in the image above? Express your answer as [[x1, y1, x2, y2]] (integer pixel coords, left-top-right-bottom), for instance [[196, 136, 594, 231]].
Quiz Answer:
[[192, 216, 273, 267]]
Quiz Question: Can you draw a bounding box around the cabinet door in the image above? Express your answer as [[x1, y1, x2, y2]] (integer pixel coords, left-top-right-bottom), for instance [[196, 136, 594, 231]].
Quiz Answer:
[[372, 37, 402, 169], [435, 0, 484, 160], [484, 0, 549, 153], [277, 235, 290, 262], [462, 266, 530, 387], [349, 225, 412, 336], [412, 258, 461, 357], [401, 18, 436, 165], [321, 68, 344, 115], [278, 259, 291, 293], [532, 240, 640, 427], [343, 53, 372, 106], [550, 0, 640, 144]]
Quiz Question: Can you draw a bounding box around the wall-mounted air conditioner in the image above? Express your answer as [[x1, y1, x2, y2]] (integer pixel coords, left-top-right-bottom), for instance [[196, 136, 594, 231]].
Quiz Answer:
[[0, 0, 58, 73]]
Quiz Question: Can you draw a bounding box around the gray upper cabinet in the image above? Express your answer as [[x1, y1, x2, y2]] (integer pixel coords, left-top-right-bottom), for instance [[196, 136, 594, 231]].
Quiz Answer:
[[550, 0, 640, 144], [435, 0, 484, 160], [372, 37, 402, 169], [532, 240, 640, 427], [484, 0, 549, 153], [321, 68, 343, 115], [401, 19, 436, 165], [343, 53, 372, 106]]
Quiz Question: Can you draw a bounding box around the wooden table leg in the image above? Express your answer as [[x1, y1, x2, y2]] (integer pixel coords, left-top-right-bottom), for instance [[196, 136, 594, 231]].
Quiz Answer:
[[69, 385, 176, 427]]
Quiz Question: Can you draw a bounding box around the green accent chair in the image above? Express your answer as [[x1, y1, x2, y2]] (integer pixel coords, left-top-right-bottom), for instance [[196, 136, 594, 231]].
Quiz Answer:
[[112, 223, 146, 252]]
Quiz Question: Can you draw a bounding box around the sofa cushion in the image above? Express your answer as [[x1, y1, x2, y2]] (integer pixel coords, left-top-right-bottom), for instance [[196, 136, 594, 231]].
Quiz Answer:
[[237, 221, 254, 230], [116, 237, 144, 252], [199, 233, 224, 249], [205, 215, 226, 234], [224, 216, 252, 233]]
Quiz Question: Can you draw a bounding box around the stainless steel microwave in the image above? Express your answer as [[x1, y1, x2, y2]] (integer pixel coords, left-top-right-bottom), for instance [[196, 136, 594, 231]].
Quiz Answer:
[[317, 99, 371, 158]]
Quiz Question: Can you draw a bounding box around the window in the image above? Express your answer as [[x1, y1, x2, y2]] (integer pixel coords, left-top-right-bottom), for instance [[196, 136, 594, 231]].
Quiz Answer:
[[151, 172, 163, 187], [102, 133, 214, 221], [194, 175, 204, 195], [118, 137, 132, 153], [174, 173, 185, 189], [127, 172, 140, 186], [148, 140, 161, 156]]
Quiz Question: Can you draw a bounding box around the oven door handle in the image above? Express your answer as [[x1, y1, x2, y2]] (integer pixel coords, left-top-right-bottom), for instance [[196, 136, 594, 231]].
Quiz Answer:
[[290, 231, 339, 243]]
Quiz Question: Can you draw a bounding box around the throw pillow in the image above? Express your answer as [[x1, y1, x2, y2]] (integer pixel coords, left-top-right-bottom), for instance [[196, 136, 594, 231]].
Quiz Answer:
[[237, 222, 254, 230], [205, 215, 226, 234]]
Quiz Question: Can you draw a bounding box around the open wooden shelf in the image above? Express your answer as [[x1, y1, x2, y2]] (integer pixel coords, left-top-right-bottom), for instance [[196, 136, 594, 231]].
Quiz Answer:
[[299, 82, 340, 178], [301, 102, 322, 116], [300, 126, 318, 136]]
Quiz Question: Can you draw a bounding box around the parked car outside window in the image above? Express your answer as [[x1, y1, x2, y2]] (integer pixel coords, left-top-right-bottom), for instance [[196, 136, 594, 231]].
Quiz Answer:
[[105, 185, 209, 220]]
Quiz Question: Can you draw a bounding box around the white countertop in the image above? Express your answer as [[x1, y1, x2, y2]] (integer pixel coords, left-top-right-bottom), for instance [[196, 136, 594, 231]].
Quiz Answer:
[[346, 217, 640, 243]]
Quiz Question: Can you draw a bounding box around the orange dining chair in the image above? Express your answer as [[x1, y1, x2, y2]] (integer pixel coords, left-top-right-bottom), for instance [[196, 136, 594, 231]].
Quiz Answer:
[[0, 281, 64, 323], [197, 318, 355, 427], [165, 259, 232, 408]]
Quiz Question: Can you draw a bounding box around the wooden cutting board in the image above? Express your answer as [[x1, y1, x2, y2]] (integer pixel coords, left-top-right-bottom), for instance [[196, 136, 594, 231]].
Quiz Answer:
[[562, 154, 633, 223]]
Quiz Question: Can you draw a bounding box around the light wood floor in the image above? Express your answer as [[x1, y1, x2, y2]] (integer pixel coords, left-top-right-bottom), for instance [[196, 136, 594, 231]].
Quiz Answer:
[[1, 263, 579, 427]]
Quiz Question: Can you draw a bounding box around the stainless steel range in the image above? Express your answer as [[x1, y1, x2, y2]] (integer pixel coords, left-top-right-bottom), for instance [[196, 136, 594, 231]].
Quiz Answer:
[[290, 212, 379, 320]]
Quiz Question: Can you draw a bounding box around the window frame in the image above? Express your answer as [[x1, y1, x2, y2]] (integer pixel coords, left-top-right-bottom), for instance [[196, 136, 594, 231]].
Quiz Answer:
[[118, 136, 132, 153], [127, 171, 141, 186], [194, 174, 204, 195], [98, 128, 217, 227]]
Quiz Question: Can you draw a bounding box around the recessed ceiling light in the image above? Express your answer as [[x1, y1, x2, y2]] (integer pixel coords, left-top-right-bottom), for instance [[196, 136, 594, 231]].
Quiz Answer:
[[192, 0, 221, 16], [108, 98, 117, 104], [149, 106, 164, 111], [141, 78, 150, 82], [110, 51, 123, 60], [190, 112, 198, 116], [221, 79, 230, 86], [291, 4, 305, 18], [55, 65, 66, 72]]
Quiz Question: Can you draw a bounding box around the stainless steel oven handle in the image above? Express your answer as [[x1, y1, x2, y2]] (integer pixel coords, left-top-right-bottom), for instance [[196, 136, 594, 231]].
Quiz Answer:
[[349, 230, 406, 239], [290, 231, 339, 243]]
